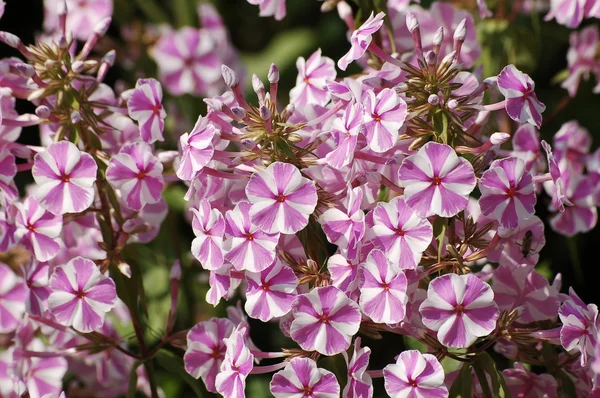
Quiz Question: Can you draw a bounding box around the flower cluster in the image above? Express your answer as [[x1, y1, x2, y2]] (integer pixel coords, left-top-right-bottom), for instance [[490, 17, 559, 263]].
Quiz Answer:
[[1, 0, 599, 397]]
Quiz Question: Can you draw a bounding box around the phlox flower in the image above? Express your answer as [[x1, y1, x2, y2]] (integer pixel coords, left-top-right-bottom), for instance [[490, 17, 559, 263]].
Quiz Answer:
[[184, 317, 235, 392], [0, 146, 18, 206], [206, 265, 243, 306], [191, 200, 226, 271], [247, 0, 286, 20], [176, 116, 216, 181], [290, 285, 361, 355], [20, 259, 50, 317], [541, 140, 572, 213], [559, 288, 598, 366], [32, 141, 97, 215], [215, 326, 254, 398], [127, 78, 166, 144], [544, 0, 599, 28], [548, 174, 597, 237], [493, 263, 559, 323], [359, 249, 408, 324], [562, 26, 600, 97], [552, 120, 592, 173], [383, 349, 448, 398], [363, 88, 407, 153], [0, 263, 27, 333], [43, 0, 113, 40], [21, 354, 68, 398], [270, 357, 340, 398], [152, 27, 221, 96], [246, 162, 318, 235], [338, 12, 385, 71], [502, 363, 558, 398], [487, 216, 546, 267], [328, 253, 360, 294], [511, 124, 544, 171], [497, 65, 546, 128], [398, 142, 477, 218], [0, 88, 22, 142], [371, 196, 432, 270], [342, 337, 372, 398], [325, 102, 363, 169], [420, 273, 499, 348], [320, 187, 365, 260], [48, 256, 117, 333], [13, 197, 62, 262], [290, 49, 336, 108], [245, 259, 298, 322], [224, 201, 279, 272], [479, 157, 536, 229], [106, 141, 164, 211]]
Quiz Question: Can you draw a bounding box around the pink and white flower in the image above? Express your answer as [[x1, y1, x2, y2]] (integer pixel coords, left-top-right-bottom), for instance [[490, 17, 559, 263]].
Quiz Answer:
[[544, 0, 599, 28], [559, 288, 598, 366], [0, 263, 27, 333], [224, 201, 280, 272], [13, 197, 62, 262], [48, 256, 117, 333], [290, 286, 361, 355], [152, 27, 221, 96], [342, 337, 372, 398], [328, 253, 360, 294], [420, 273, 499, 348], [106, 141, 164, 211], [371, 196, 432, 270], [290, 49, 336, 108], [359, 249, 408, 324], [399, 142, 477, 218], [191, 200, 226, 271], [562, 26, 600, 97], [497, 65, 546, 128], [19, 355, 68, 398], [247, 0, 286, 20], [20, 259, 50, 317], [176, 116, 216, 181], [548, 174, 597, 237], [362, 88, 407, 153], [0, 146, 18, 207], [338, 12, 385, 71], [320, 187, 365, 260], [493, 263, 559, 323], [127, 78, 166, 144], [479, 157, 536, 229], [215, 327, 254, 398], [246, 162, 318, 235], [245, 259, 298, 322], [43, 0, 113, 40], [32, 141, 97, 215], [270, 357, 340, 398], [325, 101, 363, 169], [184, 317, 235, 392], [383, 349, 448, 398], [502, 363, 558, 398]]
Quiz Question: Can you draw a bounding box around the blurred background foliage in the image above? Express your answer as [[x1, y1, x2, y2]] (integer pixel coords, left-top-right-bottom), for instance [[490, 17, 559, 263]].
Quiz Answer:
[[1, 0, 599, 396]]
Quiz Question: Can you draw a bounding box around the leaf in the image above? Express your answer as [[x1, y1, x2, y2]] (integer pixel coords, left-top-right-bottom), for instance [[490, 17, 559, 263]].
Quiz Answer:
[[474, 352, 510, 398], [449, 363, 472, 398], [171, 0, 196, 28], [433, 217, 447, 263], [155, 349, 206, 397], [558, 371, 578, 398], [133, 0, 169, 24]]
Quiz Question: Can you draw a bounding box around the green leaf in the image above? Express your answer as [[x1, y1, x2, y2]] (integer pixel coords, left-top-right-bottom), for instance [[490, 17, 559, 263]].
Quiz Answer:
[[551, 68, 569, 85], [171, 0, 196, 27], [474, 352, 510, 398], [558, 371, 578, 398], [449, 364, 472, 398], [127, 361, 143, 398], [155, 350, 206, 397], [433, 217, 447, 263], [133, 0, 169, 24]]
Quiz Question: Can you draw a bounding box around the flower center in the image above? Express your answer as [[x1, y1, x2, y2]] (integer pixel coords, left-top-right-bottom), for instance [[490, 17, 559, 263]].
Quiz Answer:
[[433, 176, 442, 185], [396, 228, 405, 236], [27, 224, 36, 232], [76, 290, 86, 299], [211, 350, 222, 360], [320, 314, 330, 323], [61, 174, 70, 183], [408, 379, 418, 387], [382, 283, 390, 291], [374, 114, 381, 122], [303, 386, 313, 396], [136, 171, 146, 180], [246, 233, 254, 241], [506, 187, 516, 197], [262, 284, 270, 291], [456, 304, 465, 313], [276, 194, 286, 203]]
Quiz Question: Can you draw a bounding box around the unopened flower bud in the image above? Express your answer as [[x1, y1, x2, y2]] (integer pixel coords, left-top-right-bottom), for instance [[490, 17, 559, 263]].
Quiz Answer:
[[440, 50, 456, 67], [14, 63, 34, 78], [320, 0, 338, 12], [94, 17, 112, 37], [428, 94, 440, 105], [394, 82, 409, 93], [44, 60, 58, 69], [240, 138, 256, 150], [490, 132, 511, 146], [284, 103, 295, 119], [56, 0, 67, 16], [447, 99, 459, 109], [425, 51, 436, 66], [268, 63, 279, 84], [0, 31, 22, 49], [259, 105, 271, 121], [406, 11, 419, 33], [71, 110, 82, 124], [35, 105, 51, 119], [102, 49, 116, 66], [57, 36, 69, 48], [453, 18, 467, 42], [231, 106, 247, 120], [117, 263, 132, 278], [433, 27, 444, 47], [170, 260, 182, 281], [221, 64, 239, 87], [252, 74, 265, 94], [71, 60, 85, 73]]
